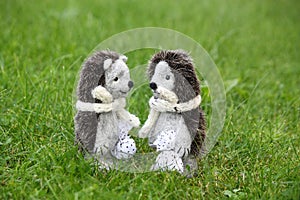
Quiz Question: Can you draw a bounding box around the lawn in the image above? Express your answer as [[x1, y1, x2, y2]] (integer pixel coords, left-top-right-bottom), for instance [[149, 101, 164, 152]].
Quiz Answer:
[[0, 0, 299, 199]]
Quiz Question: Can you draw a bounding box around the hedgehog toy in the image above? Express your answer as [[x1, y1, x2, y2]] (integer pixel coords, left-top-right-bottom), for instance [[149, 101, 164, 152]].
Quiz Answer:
[[138, 50, 206, 175], [74, 50, 140, 169]]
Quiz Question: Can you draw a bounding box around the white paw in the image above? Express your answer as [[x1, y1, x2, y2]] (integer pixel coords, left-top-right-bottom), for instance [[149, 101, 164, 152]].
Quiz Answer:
[[149, 97, 175, 113], [151, 151, 184, 173], [156, 86, 178, 103], [138, 126, 149, 138], [128, 114, 140, 127], [91, 86, 113, 103]]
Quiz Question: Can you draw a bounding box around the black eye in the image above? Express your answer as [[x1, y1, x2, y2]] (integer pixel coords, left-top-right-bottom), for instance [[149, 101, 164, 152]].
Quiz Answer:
[[114, 77, 118, 81], [165, 75, 170, 80]]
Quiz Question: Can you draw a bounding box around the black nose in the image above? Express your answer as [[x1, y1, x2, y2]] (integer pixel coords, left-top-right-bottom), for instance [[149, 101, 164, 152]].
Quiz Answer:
[[149, 82, 157, 90], [128, 81, 134, 88]]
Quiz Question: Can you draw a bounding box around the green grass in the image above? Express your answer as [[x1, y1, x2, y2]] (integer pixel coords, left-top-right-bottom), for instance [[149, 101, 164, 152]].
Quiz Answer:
[[1, 0, 299, 199]]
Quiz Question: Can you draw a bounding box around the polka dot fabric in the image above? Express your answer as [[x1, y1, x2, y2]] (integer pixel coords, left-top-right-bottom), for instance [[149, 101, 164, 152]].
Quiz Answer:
[[153, 129, 176, 151], [112, 133, 136, 159], [111, 121, 136, 159]]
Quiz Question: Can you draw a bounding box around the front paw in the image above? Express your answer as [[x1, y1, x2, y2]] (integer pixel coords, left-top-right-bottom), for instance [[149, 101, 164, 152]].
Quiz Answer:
[[129, 114, 140, 127], [156, 86, 178, 103], [150, 98, 174, 112], [138, 126, 149, 138], [91, 86, 113, 103]]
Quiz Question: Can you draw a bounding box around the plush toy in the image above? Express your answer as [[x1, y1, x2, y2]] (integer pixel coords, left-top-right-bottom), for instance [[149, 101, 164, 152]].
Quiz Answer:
[[74, 50, 140, 169], [139, 50, 206, 175]]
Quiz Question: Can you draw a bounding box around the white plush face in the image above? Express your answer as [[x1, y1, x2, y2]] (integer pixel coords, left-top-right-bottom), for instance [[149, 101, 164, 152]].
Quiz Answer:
[[150, 61, 175, 91], [104, 57, 133, 99]]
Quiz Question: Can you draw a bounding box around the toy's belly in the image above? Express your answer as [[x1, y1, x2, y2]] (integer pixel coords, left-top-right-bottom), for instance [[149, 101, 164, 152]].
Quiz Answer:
[[153, 113, 182, 132], [149, 113, 191, 148], [94, 112, 119, 153]]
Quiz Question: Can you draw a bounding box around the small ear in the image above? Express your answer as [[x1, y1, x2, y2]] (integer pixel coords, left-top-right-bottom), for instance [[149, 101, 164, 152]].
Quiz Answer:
[[103, 59, 112, 70], [120, 55, 128, 63]]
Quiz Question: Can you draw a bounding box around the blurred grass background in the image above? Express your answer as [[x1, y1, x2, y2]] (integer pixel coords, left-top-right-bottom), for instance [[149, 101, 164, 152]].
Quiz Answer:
[[0, 0, 299, 199]]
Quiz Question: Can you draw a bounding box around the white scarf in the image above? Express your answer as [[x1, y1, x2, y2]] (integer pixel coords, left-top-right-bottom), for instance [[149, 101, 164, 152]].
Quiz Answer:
[[138, 86, 201, 138], [75, 86, 140, 128]]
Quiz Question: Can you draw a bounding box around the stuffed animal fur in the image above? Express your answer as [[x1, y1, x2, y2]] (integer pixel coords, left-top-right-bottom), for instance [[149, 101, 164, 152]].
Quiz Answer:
[[138, 50, 206, 175], [74, 50, 140, 168]]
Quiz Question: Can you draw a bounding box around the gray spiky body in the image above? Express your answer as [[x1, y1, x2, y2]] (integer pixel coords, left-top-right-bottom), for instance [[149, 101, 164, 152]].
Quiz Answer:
[[75, 51, 119, 153], [147, 50, 206, 174], [74, 50, 135, 161]]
